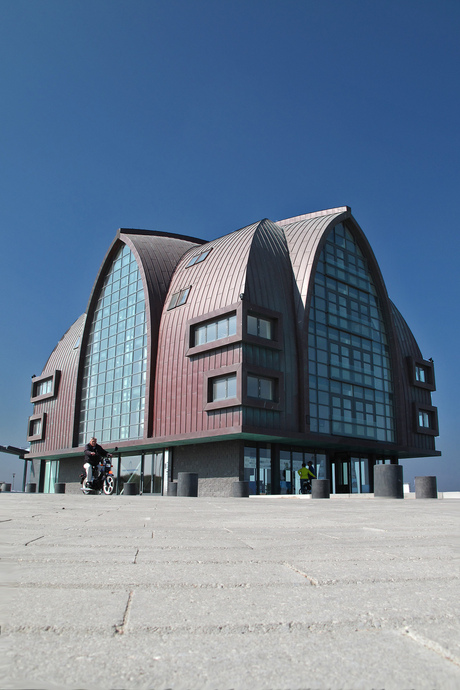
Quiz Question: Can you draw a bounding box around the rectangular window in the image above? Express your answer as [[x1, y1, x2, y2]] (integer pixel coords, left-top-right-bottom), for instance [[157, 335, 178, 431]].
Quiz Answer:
[[414, 403, 439, 435], [415, 366, 426, 383], [35, 379, 52, 396], [212, 374, 237, 402], [27, 413, 46, 442], [419, 410, 431, 428], [31, 371, 60, 402], [247, 314, 274, 340], [193, 313, 237, 346], [247, 375, 275, 401]]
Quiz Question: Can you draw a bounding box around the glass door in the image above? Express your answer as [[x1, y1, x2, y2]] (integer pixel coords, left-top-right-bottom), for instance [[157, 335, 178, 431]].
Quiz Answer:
[[244, 445, 272, 495], [259, 448, 271, 495], [333, 460, 350, 493]]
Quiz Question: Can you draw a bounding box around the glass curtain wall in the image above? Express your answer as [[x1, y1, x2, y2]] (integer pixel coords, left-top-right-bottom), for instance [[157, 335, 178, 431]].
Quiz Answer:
[[78, 244, 147, 445], [308, 223, 395, 443], [279, 450, 326, 494]]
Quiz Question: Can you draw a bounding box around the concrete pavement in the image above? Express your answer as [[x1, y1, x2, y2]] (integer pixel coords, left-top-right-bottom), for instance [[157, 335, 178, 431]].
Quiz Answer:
[[1, 493, 460, 689]]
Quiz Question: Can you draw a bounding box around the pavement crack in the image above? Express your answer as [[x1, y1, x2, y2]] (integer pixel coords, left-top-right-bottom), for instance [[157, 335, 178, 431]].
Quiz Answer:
[[133, 548, 140, 564], [114, 590, 134, 635], [402, 628, 460, 667], [24, 535, 45, 547], [283, 561, 318, 586]]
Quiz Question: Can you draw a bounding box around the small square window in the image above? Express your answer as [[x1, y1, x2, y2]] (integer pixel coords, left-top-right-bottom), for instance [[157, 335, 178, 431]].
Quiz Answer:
[[27, 413, 46, 442]]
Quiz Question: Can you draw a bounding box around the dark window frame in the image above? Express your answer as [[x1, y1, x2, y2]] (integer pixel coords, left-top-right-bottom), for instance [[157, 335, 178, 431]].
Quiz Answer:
[[203, 364, 242, 412], [242, 364, 283, 411], [30, 371, 60, 403], [27, 412, 46, 442], [243, 305, 283, 350], [186, 303, 243, 357], [413, 402, 439, 436], [407, 357, 436, 391]]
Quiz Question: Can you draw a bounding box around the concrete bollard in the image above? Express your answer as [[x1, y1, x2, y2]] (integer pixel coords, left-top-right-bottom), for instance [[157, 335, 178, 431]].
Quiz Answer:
[[232, 481, 250, 497], [123, 483, 138, 495], [54, 483, 66, 494], [25, 483, 37, 493], [374, 464, 404, 498], [415, 476, 438, 499], [311, 478, 330, 499], [168, 481, 178, 496], [1, 483, 12, 492], [177, 472, 198, 497]]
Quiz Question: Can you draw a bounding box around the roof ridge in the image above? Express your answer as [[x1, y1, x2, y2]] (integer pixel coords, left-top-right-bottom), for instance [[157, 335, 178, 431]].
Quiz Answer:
[[276, 206, 350, 226]]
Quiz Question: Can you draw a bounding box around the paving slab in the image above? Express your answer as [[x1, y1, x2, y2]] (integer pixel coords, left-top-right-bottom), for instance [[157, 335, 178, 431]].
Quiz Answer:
[[1, 493, 460, 690]]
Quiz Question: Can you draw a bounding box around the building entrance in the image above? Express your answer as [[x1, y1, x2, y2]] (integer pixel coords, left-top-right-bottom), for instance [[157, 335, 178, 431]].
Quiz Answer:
[[331, 456, 372, 494]]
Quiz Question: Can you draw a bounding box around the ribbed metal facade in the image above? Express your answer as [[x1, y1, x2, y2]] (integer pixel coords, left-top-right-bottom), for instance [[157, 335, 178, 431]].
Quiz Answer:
[[27, 208, 439, 486]]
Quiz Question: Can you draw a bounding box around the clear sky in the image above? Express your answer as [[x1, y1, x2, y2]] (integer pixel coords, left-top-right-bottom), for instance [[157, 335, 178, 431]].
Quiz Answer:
[[1, 0, 459, 491]]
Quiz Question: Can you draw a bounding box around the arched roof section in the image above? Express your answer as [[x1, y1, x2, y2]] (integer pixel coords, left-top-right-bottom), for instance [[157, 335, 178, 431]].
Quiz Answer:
[[277, 208, 351, 322], [27, 314, 86, 458], [243, 219, 300, 429], [153, 221, 261, 439], [75, 229, 203, 443], [279, 207, 409, 442]]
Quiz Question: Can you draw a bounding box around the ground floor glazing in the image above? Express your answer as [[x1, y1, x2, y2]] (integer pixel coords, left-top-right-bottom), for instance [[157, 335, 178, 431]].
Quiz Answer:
[[33, 441, 397, 495]]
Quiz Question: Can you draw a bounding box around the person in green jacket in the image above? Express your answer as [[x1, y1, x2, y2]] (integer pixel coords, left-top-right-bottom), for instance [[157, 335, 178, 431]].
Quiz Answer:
[[298, 462, 315, 494]]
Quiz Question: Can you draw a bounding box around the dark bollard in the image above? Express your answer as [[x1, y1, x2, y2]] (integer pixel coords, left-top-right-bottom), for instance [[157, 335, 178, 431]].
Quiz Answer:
[[374, 464, 404, 498], [415, 476, 438, 499], [177, 472, 198, 497], [168, 481, 178, 496], [54, 483, 66, 494], [123, 483, 138, 495], [1, 483, 12, 492], [25, 483, 37, 493], [311, 478, 330, 499], [232, 481, 250, 497]]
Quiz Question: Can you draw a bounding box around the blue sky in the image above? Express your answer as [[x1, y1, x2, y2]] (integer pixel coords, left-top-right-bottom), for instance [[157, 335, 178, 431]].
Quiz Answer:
[[1, 0, 459, 491]]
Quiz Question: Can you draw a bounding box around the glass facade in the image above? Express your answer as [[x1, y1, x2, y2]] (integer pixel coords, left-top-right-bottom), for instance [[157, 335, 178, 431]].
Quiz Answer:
[[308, 223, 395, 442], [78, 244, 147, 445]]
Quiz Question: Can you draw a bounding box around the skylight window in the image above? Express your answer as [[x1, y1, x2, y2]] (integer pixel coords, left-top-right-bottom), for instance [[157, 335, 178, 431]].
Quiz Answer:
[[186, 249, 212, 268], [168, 286, 191, 310]]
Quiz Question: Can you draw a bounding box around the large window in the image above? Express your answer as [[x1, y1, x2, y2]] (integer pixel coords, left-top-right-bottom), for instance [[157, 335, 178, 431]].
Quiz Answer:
[[308, 223, 395, 442], [194, 313, 236, 346], [78, 244, 147, 445]]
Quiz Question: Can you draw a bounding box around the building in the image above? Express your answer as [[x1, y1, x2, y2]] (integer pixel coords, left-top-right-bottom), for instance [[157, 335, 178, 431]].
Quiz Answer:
[[26, 207, 439, 495]]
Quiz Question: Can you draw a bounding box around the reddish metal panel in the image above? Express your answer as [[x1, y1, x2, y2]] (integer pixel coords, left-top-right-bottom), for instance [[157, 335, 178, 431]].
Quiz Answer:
[[27, 314, 86, 458], [153, 223, 259, 439]]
